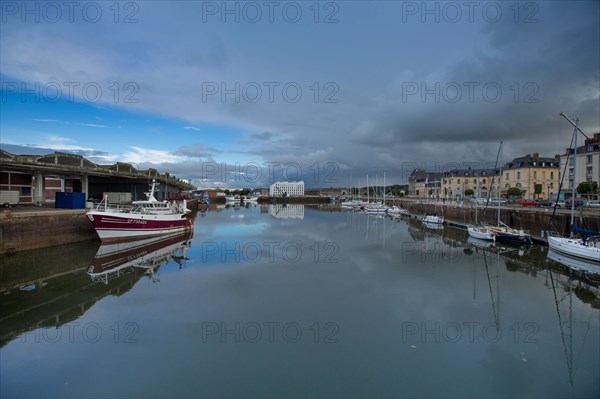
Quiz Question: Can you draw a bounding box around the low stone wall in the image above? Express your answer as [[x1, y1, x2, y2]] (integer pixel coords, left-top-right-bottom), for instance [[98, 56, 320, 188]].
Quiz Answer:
[[398, 200, 600, 237], [0, 210, 97, 255]]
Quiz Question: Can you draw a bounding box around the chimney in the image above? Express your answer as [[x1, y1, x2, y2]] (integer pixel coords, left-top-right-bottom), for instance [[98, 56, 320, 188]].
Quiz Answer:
[[533, 153, 539, 162]]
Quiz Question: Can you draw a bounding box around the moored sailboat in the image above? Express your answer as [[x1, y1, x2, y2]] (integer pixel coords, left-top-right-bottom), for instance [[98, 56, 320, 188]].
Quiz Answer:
[[547, 113, 600, 264]]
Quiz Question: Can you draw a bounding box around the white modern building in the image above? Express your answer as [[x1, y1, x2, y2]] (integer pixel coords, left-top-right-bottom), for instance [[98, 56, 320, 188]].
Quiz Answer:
[[269, 181, 304, 197]]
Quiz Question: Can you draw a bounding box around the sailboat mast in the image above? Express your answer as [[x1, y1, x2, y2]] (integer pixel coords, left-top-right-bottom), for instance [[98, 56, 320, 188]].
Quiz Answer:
[[570, 119, 578, 230], [497, 142, 503, 226]]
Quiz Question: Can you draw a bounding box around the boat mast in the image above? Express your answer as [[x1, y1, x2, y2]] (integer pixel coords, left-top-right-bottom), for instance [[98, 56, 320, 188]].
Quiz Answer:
[[383, 172, 386, 206], [560, 112, 592, 234], [570, 119, 578, 232], [497, 142, 503, 227]]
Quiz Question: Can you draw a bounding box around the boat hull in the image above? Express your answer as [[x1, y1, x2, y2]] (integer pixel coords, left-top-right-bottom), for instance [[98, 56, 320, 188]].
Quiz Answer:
[[493, 231, 531, 244], [423, 216, 444, 224], [86, 211, 193, 242], [468, 227, 494, 241], [547, 236, 600, 263]]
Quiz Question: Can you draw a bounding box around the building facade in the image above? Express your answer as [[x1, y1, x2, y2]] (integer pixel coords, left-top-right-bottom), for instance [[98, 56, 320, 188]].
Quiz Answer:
[[502, 153, 560, 199], [560, 132, 600, 192], [441, 168, 498, 200], [269, 181, 304, 197], [408, 169, 443, 198]]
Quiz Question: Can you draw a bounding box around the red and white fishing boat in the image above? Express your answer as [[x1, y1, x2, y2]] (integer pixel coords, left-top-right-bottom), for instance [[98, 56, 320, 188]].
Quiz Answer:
[[86, 180, 192, 242]]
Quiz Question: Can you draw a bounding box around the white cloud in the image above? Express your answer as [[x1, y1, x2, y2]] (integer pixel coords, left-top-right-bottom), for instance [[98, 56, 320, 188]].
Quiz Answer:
[[32, 119, 62, 123], [184, 126, 201, 131], [79, 123, 108, 128], [122, 146, 181, 164]]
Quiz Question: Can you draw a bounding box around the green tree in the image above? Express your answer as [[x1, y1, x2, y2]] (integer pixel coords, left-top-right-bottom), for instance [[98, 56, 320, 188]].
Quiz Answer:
[[507, 187, 521, 198], [464, 189, 474, 197], [577, 181, 598, 196], [534, 184, 542, 199]]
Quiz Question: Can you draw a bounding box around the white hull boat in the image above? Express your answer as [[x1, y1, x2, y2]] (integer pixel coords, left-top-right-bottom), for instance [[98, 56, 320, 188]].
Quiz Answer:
[[547, 235, 600, 263], [423, 215, 444, 224], [386, 206, 408, 215], [468, 226, 495, 241], [86, 180, 192, 242]]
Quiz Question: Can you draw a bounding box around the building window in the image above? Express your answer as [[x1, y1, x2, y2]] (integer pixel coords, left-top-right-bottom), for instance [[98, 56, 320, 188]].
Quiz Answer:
[[587, 166, 593, 176], [517, 171, 521, 179], [483, 179, 486, 184], [457, 179, 460, 184], [551, 171, 554, 179], [588, 155, 593, 163], [505, 173, 509, 180], [21, 187, 32, 196], [533, 171, 536, 179], [516, 183, 522, 189]]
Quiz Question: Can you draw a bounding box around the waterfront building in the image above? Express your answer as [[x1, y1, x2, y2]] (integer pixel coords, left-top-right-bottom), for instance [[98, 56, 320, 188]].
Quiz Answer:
[[408, 169, 443, 198], [559, 133, 600, 192], [441, 168, 498, 200], [0, 149, 194, 204], [502, 153, 560, 199], [269, 181, 304, 197]]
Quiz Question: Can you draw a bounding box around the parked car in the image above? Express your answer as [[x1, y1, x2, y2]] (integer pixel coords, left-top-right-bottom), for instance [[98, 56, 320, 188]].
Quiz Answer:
[[488, 198, 507, 205], [537, 199, 556, 207], [517, 198, 538, 206], [565, 199, 586, 207], [584, 200, 600, 207]]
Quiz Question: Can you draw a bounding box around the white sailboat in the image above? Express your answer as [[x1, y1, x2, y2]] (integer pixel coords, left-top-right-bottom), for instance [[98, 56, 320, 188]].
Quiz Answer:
[[480, 142, 532, 244], [468, 193, 495, 241], [547, 113, 600, 264]]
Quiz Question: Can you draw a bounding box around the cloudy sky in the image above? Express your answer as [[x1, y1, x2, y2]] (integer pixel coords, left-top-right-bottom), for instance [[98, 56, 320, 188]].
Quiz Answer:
[[1, 1, 599, 188]]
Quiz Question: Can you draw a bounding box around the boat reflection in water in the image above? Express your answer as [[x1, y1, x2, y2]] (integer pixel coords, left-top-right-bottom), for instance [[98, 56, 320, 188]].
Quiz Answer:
[[547, 249, 600, 278], [88, 232, 193, 285]]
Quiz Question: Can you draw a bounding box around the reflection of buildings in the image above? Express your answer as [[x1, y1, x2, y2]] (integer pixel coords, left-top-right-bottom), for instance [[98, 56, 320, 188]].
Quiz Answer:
[[88, 232, 192, 284], [268, 204, 304, 219], [0, 233, 192, 348]]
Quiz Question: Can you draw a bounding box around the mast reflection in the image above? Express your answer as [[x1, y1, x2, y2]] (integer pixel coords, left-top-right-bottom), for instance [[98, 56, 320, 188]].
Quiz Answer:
[[88, 232, 193, 284]]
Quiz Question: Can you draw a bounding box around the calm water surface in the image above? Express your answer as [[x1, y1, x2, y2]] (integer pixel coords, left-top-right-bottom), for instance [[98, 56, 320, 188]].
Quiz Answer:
[[1, 205, 599, 398]]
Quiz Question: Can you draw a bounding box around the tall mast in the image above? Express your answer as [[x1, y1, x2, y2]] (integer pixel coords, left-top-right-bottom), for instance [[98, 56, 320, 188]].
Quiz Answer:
[[497, 142, 503, 226], [570, 119, 578, 231], [383, 172, 386, 205]]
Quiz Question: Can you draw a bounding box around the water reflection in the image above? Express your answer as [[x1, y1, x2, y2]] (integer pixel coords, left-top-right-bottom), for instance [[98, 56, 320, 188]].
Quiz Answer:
[[547, 250, 600, 278], [268, 204, 304, 219], [88, 232, 193, 284], [1, 207, 598, 397]]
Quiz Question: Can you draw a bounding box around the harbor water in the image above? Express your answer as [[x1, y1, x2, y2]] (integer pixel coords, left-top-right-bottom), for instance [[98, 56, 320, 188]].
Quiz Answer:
[[1, 205, 599, 398]]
